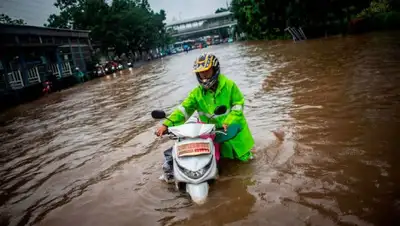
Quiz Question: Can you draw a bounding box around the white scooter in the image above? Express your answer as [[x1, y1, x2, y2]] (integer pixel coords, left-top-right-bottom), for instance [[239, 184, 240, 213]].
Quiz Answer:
[[151, 105, 241, 204]]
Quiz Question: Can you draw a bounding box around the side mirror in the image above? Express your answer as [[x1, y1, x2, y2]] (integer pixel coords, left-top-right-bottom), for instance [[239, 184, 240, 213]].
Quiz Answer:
[[214, 105, 227, 115], [151, 110, 166, 119]]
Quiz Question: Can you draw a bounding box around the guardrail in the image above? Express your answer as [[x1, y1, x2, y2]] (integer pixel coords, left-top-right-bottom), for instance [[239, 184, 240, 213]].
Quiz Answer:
[[49, 62, 73, 78], [6, 61, 74, 90], [8, 70, 24, 90], [285, 27, 307, 42], [27, 66, 41, 84]]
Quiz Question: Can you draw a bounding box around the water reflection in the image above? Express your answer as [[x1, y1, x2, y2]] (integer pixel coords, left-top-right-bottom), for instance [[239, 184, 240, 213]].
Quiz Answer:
[[170, 178, 256, 226]]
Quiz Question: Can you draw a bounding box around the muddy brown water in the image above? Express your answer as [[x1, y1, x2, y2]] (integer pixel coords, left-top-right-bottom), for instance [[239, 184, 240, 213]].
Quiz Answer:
[[1, 31, 400, 226]]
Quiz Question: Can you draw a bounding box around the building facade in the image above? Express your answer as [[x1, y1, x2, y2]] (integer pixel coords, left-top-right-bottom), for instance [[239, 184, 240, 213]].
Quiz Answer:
[[0, 24, 91, 93]]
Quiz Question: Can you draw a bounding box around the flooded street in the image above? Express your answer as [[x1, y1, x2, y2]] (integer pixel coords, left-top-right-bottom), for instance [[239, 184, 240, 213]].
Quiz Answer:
[[1, 31, 400, 226]]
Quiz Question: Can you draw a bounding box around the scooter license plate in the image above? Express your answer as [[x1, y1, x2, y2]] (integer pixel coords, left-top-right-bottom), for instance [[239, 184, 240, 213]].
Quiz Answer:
[[177, 142, 211, 157]]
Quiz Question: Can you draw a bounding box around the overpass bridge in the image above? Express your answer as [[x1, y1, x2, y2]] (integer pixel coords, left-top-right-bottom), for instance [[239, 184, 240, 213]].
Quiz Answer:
[[166, 11, 237, 39]]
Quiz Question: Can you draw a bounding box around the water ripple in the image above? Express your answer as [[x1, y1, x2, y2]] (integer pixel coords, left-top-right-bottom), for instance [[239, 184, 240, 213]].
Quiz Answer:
[[1, 32, 400, 226]]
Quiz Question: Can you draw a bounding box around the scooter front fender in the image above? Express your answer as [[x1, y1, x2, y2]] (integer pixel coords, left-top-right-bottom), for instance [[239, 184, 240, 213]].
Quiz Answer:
[[186, 182, 209, 205]]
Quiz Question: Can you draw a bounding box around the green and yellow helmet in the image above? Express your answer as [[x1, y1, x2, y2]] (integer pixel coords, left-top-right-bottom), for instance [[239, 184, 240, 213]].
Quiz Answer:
[[193, 53, 220, 89]]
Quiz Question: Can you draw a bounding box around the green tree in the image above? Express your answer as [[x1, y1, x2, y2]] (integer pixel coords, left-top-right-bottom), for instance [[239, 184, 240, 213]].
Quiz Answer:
[[45, 11, 71, 28], [230, 0, 377, 40], [45, 0, 171, 55], [0, 14, 26, 25], [357, 0, 392, 18], [215, 7, 229, 13]]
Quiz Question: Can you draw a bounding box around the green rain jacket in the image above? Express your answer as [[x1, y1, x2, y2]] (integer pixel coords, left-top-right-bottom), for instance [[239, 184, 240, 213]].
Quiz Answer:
[[163, 74, 255, 161]]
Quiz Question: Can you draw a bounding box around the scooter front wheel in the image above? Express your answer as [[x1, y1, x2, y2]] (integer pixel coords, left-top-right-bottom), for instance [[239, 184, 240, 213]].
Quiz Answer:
[[175, 182, 185, 191]]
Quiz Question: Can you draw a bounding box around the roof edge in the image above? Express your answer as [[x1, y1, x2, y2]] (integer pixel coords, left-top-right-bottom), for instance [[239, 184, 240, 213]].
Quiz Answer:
[[0, 23, 90, 33]]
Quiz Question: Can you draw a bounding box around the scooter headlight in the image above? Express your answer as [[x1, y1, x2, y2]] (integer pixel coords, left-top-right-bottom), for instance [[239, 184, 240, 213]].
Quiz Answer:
[[177, 158, 213, 179], [105, 68, 109, 71], [112, 66, 115, 70]]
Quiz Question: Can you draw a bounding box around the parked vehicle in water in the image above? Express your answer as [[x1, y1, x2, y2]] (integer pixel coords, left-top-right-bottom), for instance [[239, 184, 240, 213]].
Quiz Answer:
[[95, 64, 106, 77], [116, 61, 123, 70], [127, 61, 133, 68], [46, 70, 60, 92], [42, 80, 52, 95], [74, 67, 85, 83], [104, 61, 117, 74], [213, 39, 221, 45], [175, 47, 184, 53]]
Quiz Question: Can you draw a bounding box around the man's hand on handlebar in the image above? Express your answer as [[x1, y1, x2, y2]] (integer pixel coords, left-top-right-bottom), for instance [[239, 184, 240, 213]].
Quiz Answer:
[[156, 125, 168, 137], [222, 124, 228, 132]]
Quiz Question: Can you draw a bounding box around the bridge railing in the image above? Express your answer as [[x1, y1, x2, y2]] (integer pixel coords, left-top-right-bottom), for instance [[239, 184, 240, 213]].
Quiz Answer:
[[169, 19, 237, 35], [202, 19, 236, 28]]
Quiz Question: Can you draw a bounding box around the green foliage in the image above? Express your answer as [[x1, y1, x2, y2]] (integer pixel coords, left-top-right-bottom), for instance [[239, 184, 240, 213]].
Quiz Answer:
[[357, 0, 391, 18], [45, 0, 171, 54], [230, 0, 398, 40], [0, 14, 26, 25], [349, 11, 400, 33], [215, 8, 229, 13]]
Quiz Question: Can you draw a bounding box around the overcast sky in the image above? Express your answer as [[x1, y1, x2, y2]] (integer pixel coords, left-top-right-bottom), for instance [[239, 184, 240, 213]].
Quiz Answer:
[[0, 0, 230, 26]]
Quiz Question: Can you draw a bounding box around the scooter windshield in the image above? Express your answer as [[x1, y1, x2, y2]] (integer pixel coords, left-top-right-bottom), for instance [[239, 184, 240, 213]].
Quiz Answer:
[[169, 123, 215, 138]]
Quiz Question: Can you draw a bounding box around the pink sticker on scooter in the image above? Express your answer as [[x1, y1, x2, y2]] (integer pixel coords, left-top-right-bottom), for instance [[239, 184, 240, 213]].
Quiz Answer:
[[197, 121, 221, 162]]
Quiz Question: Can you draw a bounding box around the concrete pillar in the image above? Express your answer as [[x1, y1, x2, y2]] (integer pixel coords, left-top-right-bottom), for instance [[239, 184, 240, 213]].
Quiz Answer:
[[38, 49, 47, 82], [68, 38, 77, 70], [77, 38, 87, 73], [56, 48, 63, 78], [18, 50, 29, 87], [1, 60, 10, 90], [87, 37, 93, 50]]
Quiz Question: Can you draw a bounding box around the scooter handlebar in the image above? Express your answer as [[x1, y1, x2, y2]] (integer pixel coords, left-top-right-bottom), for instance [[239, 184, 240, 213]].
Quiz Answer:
[[214, 130, 227, 136]]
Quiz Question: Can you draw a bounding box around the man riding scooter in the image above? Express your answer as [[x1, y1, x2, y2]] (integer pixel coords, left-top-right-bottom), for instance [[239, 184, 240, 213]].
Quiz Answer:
[[156, 53, 255, 183]]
